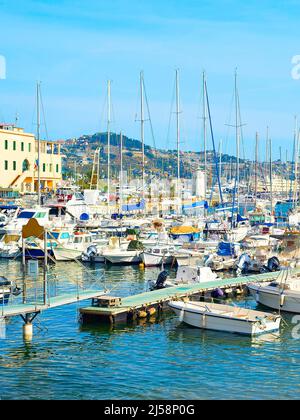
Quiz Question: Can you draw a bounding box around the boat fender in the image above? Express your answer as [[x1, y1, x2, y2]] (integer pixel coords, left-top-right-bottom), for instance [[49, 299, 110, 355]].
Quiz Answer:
[[137, 310, 147, 319], [147, 307, 156, 317], [211, 288, 224, 299], [255, 289, 260, 303], [280, 293, 285, 308]]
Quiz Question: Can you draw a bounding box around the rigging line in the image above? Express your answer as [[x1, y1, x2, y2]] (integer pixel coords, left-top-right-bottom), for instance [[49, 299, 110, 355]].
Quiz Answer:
[[99, 92, 108, 132], [224, 90, 235, 158], [205, 80, 224, 207], [165, 76, 176, 151], [237, 90, 246, 161], [39, 86, 49, 141], [142, 78, 156, 152]]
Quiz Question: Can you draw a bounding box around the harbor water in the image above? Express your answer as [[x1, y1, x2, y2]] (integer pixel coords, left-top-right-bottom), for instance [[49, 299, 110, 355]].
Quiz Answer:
[[0, 259, 300, 400]]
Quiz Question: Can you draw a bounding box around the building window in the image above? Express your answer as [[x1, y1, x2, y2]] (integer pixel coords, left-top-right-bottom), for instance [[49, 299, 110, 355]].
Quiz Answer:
[[49, 164, 52, 172], [4, 140, 8, 150], [22, 159, 30, 172], [56, 164, 59, 173], [21, 142, 24, 152], [13, 141, 16, 151], [43, 163, 46, 172], [13, 161, 17, 171], [4, 161, 8, 170], [28, 143, 31, 152]]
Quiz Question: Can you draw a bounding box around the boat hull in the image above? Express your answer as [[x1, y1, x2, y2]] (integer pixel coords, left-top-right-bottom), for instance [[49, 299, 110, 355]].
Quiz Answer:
[[141, 252, 174, 267], [169, 301, 280, 335], [248, 284, 300, 313], [103, 252, 141, 265]]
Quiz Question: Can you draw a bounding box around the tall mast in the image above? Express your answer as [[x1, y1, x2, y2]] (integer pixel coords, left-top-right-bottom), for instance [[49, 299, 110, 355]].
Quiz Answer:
[[107, 80, 111, 210], [255, 132, 259, 208], [294, 116, 299, 207], [269, 136, 273, 214], [140, 71, 145, 200], [175, 69, 181, 202], [234, 69, 240, 213], [219, 139, 222, 178], [37, 81, 41, 207], [120, 132, 123, 213], [202, 71, 207, 198]]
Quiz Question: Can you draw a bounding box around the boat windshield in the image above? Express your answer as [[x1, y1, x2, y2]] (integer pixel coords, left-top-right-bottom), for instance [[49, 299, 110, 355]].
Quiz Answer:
[[34, 212, 47, 219], [17, 211, 35, 219]]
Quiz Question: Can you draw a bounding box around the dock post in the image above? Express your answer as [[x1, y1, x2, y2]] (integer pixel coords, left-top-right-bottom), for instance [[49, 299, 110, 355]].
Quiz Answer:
[[23, 314, 33, 342]]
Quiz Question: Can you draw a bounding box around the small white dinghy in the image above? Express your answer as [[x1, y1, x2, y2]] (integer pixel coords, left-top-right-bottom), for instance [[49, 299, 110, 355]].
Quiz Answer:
[[168, 300, 281, 336]]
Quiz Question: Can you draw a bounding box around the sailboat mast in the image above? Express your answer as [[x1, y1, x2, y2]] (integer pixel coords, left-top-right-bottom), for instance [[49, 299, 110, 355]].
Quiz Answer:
[[294, 117, 299, 207], [269, 133, 273, 214], [255, 132, 258, 208], [140, 71, 145, 200], [37, 81, 41, 207], [120, 132, 123, 213], [234, 70, 240, 212], [202, 71, 207, 198], [176, 69, 181, 202], [107, 80, 111, 210]]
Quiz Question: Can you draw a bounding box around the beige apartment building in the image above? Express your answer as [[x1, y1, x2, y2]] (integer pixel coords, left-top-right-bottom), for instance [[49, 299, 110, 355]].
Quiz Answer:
[[0, 123, 62, 193]]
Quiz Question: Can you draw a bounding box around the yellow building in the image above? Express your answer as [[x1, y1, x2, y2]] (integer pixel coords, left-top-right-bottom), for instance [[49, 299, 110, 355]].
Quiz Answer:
[[0, 123, 62, 193]]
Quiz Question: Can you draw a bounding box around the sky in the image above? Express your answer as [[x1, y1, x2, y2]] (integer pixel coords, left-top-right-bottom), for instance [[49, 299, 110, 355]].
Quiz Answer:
[[1, 0, 300, 159]]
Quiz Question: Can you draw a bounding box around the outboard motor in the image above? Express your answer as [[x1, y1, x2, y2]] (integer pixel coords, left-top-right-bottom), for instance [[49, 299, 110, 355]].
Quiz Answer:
[[82, 245, 98, 262], [236, 253, 251, 276], [150, 270, 169, 290], [261, 256, 280, 273]]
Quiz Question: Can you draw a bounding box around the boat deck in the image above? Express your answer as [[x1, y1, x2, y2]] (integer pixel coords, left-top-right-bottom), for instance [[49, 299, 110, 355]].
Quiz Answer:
[[80, 269, 298, 324]]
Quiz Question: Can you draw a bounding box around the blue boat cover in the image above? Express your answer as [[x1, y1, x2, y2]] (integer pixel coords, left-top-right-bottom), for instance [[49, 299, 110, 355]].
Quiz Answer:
[[122, 200, 146, 212], [217, 242, 235, 256]]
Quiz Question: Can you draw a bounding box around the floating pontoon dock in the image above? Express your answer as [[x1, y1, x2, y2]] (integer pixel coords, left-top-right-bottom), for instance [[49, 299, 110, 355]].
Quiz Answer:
[[1, 289, 106, 341], [80, 269, 300, 324], [1, 289, 106, 318]]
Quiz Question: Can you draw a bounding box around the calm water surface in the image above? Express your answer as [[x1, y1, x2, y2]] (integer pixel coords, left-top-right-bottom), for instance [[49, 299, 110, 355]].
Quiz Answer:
[[0, 259, 299, 400]]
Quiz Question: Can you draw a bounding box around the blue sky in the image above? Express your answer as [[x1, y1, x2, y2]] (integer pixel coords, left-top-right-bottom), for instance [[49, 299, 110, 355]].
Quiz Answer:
[[0, 0, 300, 159]]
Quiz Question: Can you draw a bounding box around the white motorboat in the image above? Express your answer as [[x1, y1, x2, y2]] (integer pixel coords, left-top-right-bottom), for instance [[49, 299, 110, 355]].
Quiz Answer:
[[248, 271, 300, 313], [53, 232, 94, 261], [148, 266, 219, 290], [102, 239, 143, 265], [168, 300, 281, 336], [141, 244, 177, 267]]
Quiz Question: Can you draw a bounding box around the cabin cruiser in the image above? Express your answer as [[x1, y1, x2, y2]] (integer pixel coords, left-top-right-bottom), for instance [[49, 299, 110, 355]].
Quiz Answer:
[[24, 228, 74, 259], [3, 208, 51, 235], [101, 238, 143, 265], [248, 270, 300, 313], [141, 244, 177, 267], [168, 300, 281, 336], [53, 231, 94, 261]]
